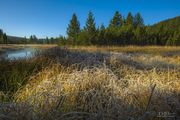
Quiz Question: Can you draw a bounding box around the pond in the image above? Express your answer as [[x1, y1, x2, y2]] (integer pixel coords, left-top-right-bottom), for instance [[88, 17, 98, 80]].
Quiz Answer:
[[0, 48, 37, 60]]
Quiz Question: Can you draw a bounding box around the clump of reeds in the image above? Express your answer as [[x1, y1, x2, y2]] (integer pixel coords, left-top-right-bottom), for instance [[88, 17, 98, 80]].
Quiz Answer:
[[11, 65, 179, 119]]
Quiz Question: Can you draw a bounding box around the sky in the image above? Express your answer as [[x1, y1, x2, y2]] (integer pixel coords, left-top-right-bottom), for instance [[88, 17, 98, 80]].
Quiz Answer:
[[0, 0, 180, 38]]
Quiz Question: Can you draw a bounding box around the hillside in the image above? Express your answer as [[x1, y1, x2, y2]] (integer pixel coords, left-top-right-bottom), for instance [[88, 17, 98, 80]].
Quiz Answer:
[[144, 16, 180, 45], [151, 16, 180, 32], [7, 36, 27, 44]]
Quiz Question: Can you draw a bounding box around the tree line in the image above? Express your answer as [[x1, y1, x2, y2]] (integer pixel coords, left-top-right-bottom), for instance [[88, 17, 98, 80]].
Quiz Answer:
[[0, 11, 179, 45], [0, 29, 7, 44], [0, 33, 57, 44], [63, 11, 180, 46]]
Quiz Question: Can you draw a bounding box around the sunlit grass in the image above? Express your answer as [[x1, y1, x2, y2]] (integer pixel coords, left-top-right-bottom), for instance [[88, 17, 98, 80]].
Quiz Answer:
[[70, 45, 180, 55]]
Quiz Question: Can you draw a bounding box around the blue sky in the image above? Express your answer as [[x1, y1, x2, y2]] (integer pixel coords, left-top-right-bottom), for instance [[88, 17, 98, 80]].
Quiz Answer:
[[0, 0, 179, 38]]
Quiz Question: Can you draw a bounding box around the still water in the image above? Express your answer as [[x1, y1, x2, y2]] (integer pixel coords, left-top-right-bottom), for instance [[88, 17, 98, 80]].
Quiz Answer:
[[0, 48, 37, 60]]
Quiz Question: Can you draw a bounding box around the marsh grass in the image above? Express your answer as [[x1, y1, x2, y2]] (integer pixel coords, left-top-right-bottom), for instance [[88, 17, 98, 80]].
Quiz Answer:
[[0, 46, 180, 120], [0, 56, 52, 101], [70, 46, 180, 56]]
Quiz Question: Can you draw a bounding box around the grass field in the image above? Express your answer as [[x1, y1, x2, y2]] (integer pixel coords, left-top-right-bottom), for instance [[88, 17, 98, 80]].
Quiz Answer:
[[0, 46, 179, 120]]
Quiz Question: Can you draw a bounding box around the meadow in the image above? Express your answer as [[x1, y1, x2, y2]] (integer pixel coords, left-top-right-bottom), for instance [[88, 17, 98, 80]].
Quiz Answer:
[[0, 46, 179, 120]]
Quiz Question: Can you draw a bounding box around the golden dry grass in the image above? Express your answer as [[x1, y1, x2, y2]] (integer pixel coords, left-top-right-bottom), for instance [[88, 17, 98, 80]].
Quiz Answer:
[[70, 46, 180, 55], [0, 46, 180, 120]]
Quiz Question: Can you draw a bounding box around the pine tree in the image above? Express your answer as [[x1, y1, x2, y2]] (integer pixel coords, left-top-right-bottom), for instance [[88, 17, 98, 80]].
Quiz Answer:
[[134, 13, 144, 28], [3, 33, 7, 44], [0, 29, 3, 44], [29, 35, 38, 44], [98, 24, 106, 45], [109, 11, 123, 28], [125, 12, 134, 26], [166, 37, 173, 46], [45, 37, 49, 44], [77, 30, 90, 45], [84, 11, 97, 44], [172, 31, 180, 46], [0, 29, 3, 37], [107, 11, 123, 45], [134, 26, 146, 45], [67, 13, 80, 45], [58, 35, 67, 46]]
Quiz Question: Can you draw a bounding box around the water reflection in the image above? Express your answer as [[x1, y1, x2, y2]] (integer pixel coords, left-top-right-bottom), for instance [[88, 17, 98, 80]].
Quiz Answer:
[[0, 48, 37, 60]]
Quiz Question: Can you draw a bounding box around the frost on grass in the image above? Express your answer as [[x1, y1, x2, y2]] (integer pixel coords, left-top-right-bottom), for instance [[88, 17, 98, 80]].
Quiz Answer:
[[0, 47, 180, 120]]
